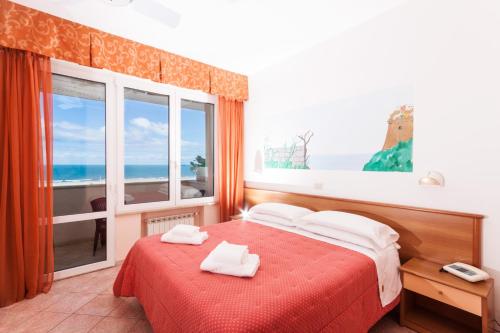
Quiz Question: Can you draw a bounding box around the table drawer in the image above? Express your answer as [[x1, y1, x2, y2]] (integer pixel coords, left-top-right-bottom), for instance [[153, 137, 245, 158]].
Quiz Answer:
[[404, 273, 482, 316]]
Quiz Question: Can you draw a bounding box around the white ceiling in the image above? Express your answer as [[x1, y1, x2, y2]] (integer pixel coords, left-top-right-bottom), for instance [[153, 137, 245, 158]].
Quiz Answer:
[[12, 0, 407, 74]]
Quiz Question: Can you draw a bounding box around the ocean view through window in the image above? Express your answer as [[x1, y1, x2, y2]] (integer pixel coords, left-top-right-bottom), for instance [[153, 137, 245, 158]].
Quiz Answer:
[[123, 87, 171, 205], [52, 68, 216, 215], [53, 164, 196, 183], [52, 85, 199, 208], [181, 99, 214, 199], [52, 74, 106, 216]]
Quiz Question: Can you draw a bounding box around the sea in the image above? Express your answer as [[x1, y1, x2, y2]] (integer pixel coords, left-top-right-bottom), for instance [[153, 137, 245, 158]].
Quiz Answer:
[[52, 164, 195, 183]]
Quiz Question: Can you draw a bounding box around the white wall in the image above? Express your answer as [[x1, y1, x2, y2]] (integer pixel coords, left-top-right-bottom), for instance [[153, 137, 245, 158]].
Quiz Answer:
[[115, 213, 142, 262], [245, 0, 500, 319]]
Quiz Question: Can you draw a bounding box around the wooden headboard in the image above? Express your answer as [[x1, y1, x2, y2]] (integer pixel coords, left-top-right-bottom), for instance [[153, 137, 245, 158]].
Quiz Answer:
[[244, 187, 483, 267]]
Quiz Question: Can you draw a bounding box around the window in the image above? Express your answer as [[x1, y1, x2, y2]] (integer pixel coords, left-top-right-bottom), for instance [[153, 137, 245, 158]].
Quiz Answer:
[[52, 74, 106, 216], [123, 88, 170, 205], [50, 59, 217, 277], [117, 78, 217, 212], [180, 99, 214, 199], [51, 68, 114, 278]]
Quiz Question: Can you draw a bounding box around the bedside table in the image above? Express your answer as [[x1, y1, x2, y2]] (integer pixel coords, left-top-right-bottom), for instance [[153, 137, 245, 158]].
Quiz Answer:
[[229, 214, 243, 221], [400, 258, 494, 333]]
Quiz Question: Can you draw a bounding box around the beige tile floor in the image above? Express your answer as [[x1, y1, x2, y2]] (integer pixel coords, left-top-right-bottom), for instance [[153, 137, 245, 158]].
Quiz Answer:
[[0, 265, 413, 333]]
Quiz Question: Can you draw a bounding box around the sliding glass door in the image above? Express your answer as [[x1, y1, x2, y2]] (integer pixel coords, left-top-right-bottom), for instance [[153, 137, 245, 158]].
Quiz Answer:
[[52, 63, 115, 279]]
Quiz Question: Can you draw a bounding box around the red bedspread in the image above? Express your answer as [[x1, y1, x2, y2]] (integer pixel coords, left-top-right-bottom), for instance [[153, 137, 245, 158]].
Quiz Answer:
[[114, 221, 399, 333]]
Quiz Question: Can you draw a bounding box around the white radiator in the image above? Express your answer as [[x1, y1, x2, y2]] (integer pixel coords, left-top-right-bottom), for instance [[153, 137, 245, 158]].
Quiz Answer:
[[146, 213, 196, 236]]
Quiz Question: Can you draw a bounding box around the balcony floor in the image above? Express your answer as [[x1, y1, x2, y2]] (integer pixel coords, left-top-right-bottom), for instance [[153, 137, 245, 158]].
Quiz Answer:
[[55, 240, 106, 272]]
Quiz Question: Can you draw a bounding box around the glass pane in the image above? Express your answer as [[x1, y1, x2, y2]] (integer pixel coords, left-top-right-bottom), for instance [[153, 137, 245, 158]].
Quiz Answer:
[[54, 219, 107, 271], [181, 99, 214, 199], [124, 88, 169, 205], [52, 74, 106, 216]]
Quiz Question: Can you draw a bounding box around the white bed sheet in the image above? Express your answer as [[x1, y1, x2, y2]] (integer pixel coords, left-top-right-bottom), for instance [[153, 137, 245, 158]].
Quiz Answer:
[[247, 218, 402, 307]]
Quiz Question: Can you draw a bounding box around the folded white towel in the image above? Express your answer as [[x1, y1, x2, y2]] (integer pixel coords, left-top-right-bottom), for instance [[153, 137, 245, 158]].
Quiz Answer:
[[161, 231, 208, 245], [200, 241, 260, 277], [170, 224, 200, 237], [201, 253, 260, 278], [210, 241, 249, 266]]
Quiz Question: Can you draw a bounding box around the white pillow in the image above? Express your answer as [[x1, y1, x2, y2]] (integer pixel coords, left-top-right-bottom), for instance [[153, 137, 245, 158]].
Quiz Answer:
[[249, 212, 297, 227], [298, 211, 399, 249], [248, 202, 313, 225], [299, 224, 399, 253]]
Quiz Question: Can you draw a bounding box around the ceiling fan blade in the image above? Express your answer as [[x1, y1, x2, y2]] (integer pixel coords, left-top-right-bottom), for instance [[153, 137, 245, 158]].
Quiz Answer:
[[49, 0, 85, 4], [132, 0, 181, 28]]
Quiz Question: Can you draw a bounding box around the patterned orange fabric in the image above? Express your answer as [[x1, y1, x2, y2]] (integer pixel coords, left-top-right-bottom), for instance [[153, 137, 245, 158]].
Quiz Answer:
[[90, 31, 161, 82], [0, 0, 91, 66], [160, 51, 211, 93], [210, 66, 249, 101], [0, 0, 248, 101]]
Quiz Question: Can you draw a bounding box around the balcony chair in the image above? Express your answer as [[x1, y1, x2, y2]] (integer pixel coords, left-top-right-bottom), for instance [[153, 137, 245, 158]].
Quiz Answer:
[[90, 197, 107, 256]]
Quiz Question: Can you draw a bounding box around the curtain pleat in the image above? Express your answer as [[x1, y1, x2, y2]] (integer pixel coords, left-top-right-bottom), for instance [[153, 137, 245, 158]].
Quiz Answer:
[[0, 47, 54, 307], [218, 97, 244, 222]]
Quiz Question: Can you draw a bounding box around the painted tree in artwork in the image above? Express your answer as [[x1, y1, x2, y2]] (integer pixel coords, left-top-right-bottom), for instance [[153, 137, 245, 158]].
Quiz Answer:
[[298, 130, 314, 169]]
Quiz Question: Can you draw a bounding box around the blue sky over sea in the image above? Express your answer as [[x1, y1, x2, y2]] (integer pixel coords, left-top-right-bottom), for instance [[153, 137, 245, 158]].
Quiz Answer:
[[52, 92, 206, 181]]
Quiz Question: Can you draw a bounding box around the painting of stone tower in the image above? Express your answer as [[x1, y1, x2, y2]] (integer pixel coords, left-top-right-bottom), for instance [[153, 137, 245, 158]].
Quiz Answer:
[[382, 105, 414, 150], [363, 105, 414, 172]]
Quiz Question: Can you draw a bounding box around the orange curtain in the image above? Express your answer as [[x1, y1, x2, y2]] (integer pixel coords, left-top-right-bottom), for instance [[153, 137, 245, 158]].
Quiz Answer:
[[0, 47, 54, 307], [218, 97, 244, 222]]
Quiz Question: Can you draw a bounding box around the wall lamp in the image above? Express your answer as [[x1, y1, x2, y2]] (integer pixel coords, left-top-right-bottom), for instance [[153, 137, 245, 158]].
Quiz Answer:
[[419, 171, 445, 187]]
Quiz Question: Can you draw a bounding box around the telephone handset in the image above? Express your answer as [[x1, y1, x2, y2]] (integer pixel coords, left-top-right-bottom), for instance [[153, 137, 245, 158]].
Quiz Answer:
[[442, 262, 490, 282]]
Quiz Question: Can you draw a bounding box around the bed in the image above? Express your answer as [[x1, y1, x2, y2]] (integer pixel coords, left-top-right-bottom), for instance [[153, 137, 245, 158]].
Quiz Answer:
[[114, 220, 399, 333], [114, 187, 483, 333]]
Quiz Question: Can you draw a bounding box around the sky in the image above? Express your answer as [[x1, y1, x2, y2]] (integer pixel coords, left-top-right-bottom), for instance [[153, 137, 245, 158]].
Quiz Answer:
[[52, 93, 208, 166]]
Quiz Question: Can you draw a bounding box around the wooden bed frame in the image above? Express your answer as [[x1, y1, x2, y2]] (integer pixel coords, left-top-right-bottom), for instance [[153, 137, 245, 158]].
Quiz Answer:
[[244, 187, 484, 267]]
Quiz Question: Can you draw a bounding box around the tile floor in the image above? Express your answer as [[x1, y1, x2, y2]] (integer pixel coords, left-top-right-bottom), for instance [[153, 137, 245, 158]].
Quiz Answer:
[[0, 265, 414, 333]]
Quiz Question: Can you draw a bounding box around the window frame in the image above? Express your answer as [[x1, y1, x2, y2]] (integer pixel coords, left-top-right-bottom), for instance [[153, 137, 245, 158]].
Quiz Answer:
[[50, 59, 219, 279], [51, 59, 219, 218], [116, 76, 177, 214], [51, 59, 116, 279], [114, 72, 218, 213], [175, 87, 218, 206]]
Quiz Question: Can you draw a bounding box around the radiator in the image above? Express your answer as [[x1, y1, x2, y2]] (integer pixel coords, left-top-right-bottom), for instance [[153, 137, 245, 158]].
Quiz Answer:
[[146, 213, 196, 236]]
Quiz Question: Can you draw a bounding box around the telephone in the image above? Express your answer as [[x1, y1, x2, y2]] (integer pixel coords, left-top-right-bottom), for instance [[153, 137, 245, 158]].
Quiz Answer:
[[442, 262, 490, 282]]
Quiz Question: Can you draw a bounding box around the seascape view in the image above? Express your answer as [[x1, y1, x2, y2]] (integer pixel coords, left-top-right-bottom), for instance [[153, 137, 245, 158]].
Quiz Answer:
[[51, 76, 207, 186], [52, 164, 195, 184]]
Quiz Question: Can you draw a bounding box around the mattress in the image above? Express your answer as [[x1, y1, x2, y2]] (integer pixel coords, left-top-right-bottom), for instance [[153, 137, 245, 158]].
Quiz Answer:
[[114, 220, 400, 333]]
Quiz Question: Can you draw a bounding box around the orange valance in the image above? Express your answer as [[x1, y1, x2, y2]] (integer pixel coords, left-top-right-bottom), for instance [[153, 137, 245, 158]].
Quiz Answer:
[[160, 52, 211, 92], [0, 0, 248, 101], [90, 31, 162, 82]]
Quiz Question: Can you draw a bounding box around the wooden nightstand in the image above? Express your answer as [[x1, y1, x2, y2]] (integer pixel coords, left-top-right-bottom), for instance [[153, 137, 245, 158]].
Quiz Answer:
[[400, 258, 494, 333], [229, 214, 243, 221]]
